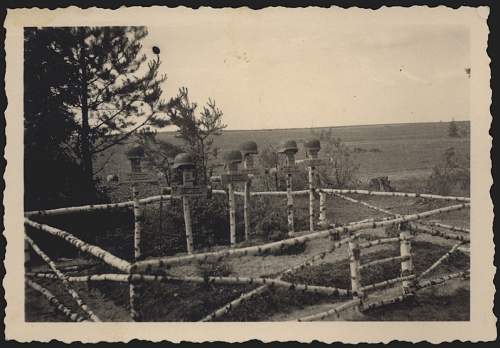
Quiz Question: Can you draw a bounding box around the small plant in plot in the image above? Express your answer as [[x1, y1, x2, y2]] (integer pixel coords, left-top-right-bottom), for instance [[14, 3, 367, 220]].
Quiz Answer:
[[197, 260, 233, 279]]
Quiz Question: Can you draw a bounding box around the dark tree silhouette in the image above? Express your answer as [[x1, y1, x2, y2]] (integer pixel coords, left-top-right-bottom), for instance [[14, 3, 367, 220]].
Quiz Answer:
[[24, 26, 170, 205], [24, 27, 94, 209]]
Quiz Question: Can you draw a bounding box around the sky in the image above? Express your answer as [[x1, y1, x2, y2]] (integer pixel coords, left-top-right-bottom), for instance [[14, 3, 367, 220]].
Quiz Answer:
[[140, 8, 470, 130]]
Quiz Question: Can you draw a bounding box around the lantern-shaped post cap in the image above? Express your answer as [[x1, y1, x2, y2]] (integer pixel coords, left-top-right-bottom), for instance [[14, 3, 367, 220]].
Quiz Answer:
[[172, 152, 195, 170], [278, 140, 299, 154], [223, 150, 243, 164], [304, 139, 321, 152], [239, 141, 259, 157], [126, 145, 145, 159]]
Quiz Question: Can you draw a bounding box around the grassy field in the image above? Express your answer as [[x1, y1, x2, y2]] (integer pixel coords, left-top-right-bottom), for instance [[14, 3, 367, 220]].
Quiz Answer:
[[96, 121, 470, 189]]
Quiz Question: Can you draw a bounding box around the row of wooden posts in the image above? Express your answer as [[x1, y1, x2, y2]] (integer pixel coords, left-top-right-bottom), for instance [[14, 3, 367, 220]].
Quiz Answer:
[[123, 138, 331, 257], [111, 138, 330, 321]]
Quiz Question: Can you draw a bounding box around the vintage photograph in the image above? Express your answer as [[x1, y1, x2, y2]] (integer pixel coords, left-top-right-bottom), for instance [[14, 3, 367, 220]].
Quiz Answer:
[[3, 5, 494, 343]]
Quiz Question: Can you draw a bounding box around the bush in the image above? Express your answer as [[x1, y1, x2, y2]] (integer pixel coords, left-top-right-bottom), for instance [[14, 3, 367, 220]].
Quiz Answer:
[[427, 147, 470, 196], [384, 224, 401, 238], [270, 241, 307, 256], [197, 260, 233, 278], [311, 128, 360, 189]]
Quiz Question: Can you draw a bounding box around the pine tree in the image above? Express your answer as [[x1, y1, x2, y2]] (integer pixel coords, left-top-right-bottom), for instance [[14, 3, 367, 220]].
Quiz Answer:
[[166, 87, 227, 184], [25, 26, 170, 201]]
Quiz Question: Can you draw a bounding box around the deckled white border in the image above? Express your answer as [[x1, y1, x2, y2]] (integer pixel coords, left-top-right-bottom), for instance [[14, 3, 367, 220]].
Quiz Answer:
[[3, 6, 495, 343]]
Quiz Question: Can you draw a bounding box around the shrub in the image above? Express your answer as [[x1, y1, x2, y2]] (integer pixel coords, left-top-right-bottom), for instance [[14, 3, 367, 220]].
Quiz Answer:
[[270, 241, 307, 256], [427, 147, 470, 196], [197, 259, 233, 278], [384, 224, 401, 238], [311, 128, 360, 189]]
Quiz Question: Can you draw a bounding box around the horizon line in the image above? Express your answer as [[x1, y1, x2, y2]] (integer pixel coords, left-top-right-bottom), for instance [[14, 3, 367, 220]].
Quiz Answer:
[[157, 119, 471, 134]]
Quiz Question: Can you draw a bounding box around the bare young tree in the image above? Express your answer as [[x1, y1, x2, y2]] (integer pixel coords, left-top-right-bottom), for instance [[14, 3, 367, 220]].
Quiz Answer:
[[312, 128, 360, 188], [136, 127, 183, 186], [166, 87, 227, 184]]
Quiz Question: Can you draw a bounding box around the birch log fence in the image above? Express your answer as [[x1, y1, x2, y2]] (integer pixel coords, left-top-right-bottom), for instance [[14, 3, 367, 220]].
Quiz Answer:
[[24, 140, 470, 322]]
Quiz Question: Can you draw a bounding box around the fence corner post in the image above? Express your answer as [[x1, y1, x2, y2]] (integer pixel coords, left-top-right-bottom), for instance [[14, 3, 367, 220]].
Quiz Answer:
[[399, 222, 415, 297]]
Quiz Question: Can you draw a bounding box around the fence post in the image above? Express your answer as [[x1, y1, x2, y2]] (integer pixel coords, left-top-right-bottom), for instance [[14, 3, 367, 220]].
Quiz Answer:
[[319, 191, 327, 228], [132, 184, 143, 260], [308, 165, 316, 232], [304, 139, 321, 233], [223, 150, 244, 248], [182, 196, 194, 254], [286, 173, 295, 235], [348, 233, 362, 309], [228, 180, 236, 247], [399, 222, 415, 296], [243, 179, 251, 241], [242, 154, 254, 242], [240, 142, 258, 242], [181, 170, 195, 254], [130, 184, 143, 321]]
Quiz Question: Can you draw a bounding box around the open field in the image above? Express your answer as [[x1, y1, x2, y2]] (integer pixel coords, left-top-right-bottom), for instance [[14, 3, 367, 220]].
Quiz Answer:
[[96, 121, 470, 189]]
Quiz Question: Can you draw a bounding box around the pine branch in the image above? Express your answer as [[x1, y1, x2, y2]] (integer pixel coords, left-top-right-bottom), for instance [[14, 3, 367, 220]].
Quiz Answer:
[[92, 112, 156, 154]]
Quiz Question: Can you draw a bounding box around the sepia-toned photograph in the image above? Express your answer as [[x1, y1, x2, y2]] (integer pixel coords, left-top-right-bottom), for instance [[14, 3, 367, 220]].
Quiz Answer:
[[3, 5, 494, 343]]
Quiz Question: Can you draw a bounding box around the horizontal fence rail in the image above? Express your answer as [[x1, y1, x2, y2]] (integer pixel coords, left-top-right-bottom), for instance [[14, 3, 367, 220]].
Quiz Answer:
[[359, 255, 410, 271], [358, 237, 408, 250], [360, 275, 416, 293], [25, 201, 135, 218], [133, 203, 469, 272], [416, 270, 470, 290], [361, 294, 407, 312], [319, 189, 470, 202], [26, 272, 352, 297], [25, 218, 131, 273], [297, 298, 362, 322], [24, 187, 470, 218], [420, 222, 470, 234], [409, 223, 470, 243]]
